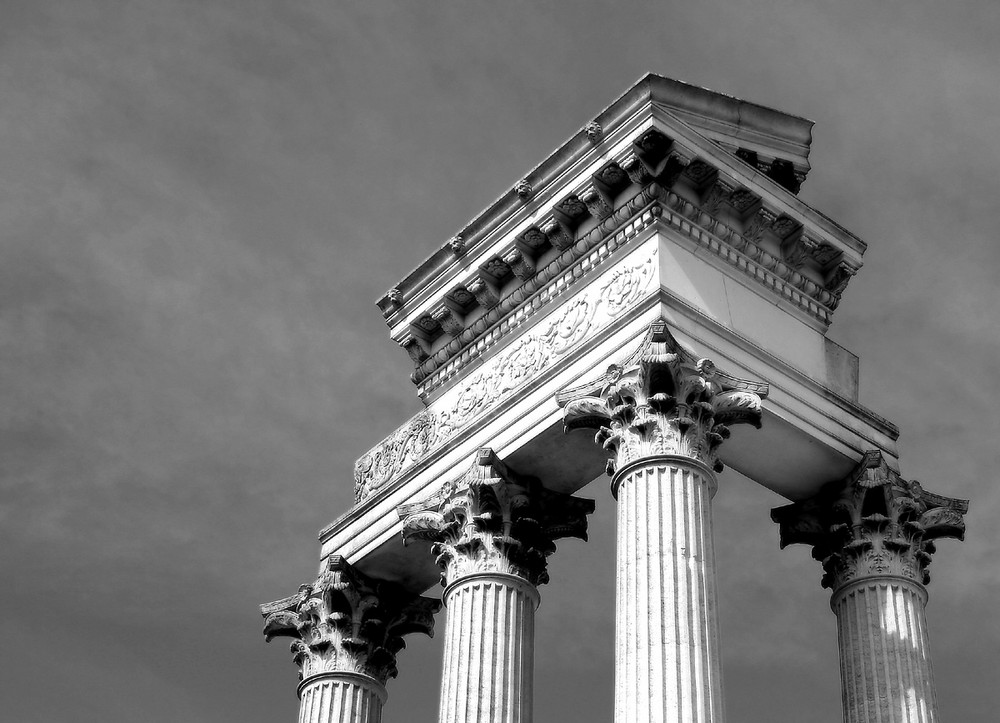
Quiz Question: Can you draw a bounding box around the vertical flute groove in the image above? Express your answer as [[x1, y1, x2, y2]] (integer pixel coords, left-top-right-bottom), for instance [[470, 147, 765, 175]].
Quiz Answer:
[[834, 580, 937, 723], [296, 676, 385, 723], [439, 577, 536, 723], [614, 458, 724, 723]]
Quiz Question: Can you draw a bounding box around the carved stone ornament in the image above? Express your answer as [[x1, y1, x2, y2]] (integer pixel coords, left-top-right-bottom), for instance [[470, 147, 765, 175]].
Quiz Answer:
[[633, 128, 671, 159], [556, 319, 768, 479], [584, 121, 603, 143], [355, 252, 656, 502], [398, 449, 595, 587], [502, 248, 535, 281], [514, 179, 532, 199], [580, 186, 612, 219], [448, 235, 465, 255], [517, 226, 549, 252], [771, 450, 969, 592], [621, 154, 652, 186], [466, 276, 500, 309], [542, 219, 574, 251], [595, 162, 629, 190], [260, 556, 440, 685]]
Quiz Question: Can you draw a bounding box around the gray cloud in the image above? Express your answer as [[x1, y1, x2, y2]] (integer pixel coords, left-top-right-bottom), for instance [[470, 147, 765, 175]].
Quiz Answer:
[[2, 1, 996, 721]]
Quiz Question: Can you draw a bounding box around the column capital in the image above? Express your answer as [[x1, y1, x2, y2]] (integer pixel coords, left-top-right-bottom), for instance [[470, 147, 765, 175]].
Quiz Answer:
[[556, 318, 768, 477], [260, 556, 441, 687], [771, 450, 969, 593], [397, 448, 595, 588]]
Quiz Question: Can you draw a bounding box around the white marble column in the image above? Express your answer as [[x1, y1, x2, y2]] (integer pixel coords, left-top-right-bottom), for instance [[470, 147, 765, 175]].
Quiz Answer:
[[297, 673, 387, 723], [559, 322, 767, 723], [772, 450, 968, 723], [833, 578, 936, 723], [261, 556, 440, 723], [400, 448, 594, 723], [613, 456, 724, 723], [439, 573, 539, 723]]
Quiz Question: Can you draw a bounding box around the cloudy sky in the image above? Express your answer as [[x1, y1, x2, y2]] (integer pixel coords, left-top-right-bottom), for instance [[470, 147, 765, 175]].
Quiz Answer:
[[2, 1, 998, 721]]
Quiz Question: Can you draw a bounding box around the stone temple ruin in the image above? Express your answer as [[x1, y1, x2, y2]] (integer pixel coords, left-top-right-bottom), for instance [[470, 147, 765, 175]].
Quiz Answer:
[[260, 74, 968, 723]]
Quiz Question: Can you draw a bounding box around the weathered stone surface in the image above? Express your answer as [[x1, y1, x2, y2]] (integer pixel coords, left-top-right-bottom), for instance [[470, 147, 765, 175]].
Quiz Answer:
[[771, 450, 967, 592], [438, 575, 538, 723], [557, 320, 766, 723], [399, 449, 593, 723], [613, 458, 724, 723], [398, 448, 594, 588], [260, 555, 440, 723], [557, 319, 767, 478], [772, 451, 968, 723]]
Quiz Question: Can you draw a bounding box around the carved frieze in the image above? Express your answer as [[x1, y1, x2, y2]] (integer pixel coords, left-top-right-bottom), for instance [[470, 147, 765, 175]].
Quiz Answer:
[[771, 451, 968, 591], [355, 252, 657, 502], [260, 556, 440, 685], [398, 449, 594, 587], [557, 320, 767, 480], [355, 411, 437, 502]]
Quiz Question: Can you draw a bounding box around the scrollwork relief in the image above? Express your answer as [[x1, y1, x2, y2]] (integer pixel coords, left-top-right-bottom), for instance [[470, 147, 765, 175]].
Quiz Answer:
[[355, 253, 656, 502]]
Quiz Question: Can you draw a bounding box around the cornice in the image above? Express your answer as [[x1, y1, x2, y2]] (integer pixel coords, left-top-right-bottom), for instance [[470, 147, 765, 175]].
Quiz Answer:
[[381, 109, 867, 393], [377, 76, 818, 323], [411, 171, 854, 399], [378, 75, 863, 332]]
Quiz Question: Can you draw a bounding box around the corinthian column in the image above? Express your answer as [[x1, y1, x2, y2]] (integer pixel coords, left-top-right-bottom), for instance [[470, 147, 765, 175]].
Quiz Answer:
[[399, 448, 595, 723], [772, 451, 968, 723], [557, 320, 767, 723], [260, 556, 440, 723]]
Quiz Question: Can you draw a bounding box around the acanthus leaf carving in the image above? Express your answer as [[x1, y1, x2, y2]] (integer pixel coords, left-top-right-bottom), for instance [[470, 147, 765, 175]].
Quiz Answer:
[[398, 449, 594, 587], [260, 556, 441, 685], [556, 319, 768, 479], [771, 450, 969, 592]]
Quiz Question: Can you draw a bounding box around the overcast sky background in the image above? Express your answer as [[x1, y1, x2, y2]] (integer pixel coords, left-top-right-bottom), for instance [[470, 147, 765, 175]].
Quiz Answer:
[[2, 1, 999, 721]]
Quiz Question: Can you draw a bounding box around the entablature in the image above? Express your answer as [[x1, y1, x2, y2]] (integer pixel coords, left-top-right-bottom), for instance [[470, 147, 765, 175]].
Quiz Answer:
[[376, 76, 868, 400]]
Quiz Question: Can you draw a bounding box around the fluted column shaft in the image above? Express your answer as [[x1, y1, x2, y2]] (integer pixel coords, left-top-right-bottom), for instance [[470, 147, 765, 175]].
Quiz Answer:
[[297, 673, 387, 723], [439, 573, 539, 723], [771, 450, 968, 723], [613, 455, 724, 723], [833, 577, 937, 723]]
